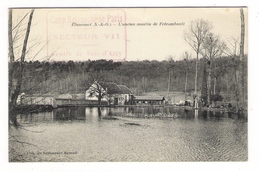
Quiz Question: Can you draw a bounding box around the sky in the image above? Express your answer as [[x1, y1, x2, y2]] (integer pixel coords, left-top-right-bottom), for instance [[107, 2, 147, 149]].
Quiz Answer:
[[12, 8, 247, 62]]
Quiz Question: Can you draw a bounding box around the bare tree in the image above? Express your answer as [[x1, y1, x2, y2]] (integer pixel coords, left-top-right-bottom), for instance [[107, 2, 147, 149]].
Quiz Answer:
[[238, 8, 246, 112], [167, 58, 175, 102], [212, 57, 226, 95], [220, 8, 246, 113], [87, 81, 107, 105], [184, 19, 212, 108], [201, 33, 226, 106], [9, 9, 35, 125], [86, 70, 107, 105], [226, 37, 240, 57], [182, 51, 192, 101]]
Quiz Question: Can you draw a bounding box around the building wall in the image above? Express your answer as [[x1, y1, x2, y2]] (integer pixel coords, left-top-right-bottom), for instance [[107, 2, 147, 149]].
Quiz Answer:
[[124, 94, 130, 102], [134, 100, 164, 105], [85, 94, 108, 102], [109, 94, 132, 105], [20, 96, 54, 106], [85, 92, 132, 105], [55, 99, 107, 106], [85, 83, 108, 102]]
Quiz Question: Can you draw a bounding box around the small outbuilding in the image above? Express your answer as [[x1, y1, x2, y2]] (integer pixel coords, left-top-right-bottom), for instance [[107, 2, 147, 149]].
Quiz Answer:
[[133, 96, 165, 105], [17, 93, 56, 107]]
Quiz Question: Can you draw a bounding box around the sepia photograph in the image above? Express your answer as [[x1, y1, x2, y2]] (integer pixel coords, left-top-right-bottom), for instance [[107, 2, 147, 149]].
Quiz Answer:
[[8, 7, 248, 162]]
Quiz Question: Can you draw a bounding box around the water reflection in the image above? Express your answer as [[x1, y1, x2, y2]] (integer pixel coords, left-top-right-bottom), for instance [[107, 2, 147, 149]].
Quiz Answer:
[[13, 106, 247, 162], [54, 107, 85, 121], [17, 106, 247, 124], [17, 111, 54, 124]]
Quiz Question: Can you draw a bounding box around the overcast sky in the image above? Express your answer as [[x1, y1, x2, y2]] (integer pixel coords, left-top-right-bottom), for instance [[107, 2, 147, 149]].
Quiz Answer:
[[12, 8, 247, 62]]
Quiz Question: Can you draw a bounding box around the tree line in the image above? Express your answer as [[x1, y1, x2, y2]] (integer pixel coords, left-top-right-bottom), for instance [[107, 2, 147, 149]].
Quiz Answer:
[[11, 57, 247, 102]]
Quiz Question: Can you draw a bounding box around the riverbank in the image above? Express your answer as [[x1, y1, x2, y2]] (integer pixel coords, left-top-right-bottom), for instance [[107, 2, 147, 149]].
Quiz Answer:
[[13, 103, 247, 118]]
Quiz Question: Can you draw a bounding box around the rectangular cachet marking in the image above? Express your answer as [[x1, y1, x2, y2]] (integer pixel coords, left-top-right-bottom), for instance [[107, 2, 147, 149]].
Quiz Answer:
[[47, 9, 127, 61]]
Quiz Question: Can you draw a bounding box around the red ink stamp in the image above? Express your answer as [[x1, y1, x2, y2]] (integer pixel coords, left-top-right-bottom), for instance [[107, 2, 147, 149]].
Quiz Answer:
[[46, 9, 127, 61]]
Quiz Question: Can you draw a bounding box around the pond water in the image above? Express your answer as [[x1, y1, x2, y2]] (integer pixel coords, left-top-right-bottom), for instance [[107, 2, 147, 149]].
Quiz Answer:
[[9, 106, 247, 162]]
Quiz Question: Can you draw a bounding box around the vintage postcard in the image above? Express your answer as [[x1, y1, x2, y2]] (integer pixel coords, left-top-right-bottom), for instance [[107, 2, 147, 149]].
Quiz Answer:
[[8, 8, 247, 162]]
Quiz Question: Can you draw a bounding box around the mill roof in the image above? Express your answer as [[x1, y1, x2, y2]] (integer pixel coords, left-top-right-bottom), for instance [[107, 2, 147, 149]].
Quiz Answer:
[[117, 85, 133, 94], [98, 82, 132, 94]]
